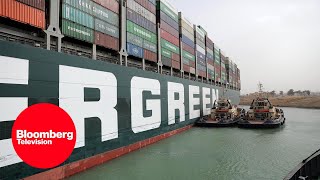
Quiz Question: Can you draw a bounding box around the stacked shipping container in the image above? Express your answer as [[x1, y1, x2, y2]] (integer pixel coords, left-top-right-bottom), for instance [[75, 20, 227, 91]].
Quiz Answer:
[[195, 26, 207, 78], [157, 0, 180, 70], [220, 51, 227, 85], [206, 36, 214, 80], [126, 0, 157, 62], [0, 0, 45, 29], [236, 68, 241, 90], [61, 0, 120, 51], [179, 13, 195, 74], [226, 58, 236, 88], [214, 45, 221, 83]]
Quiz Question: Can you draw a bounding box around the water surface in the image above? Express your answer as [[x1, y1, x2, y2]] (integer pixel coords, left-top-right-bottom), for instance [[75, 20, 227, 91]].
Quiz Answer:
[[69, 107, 320, 180]]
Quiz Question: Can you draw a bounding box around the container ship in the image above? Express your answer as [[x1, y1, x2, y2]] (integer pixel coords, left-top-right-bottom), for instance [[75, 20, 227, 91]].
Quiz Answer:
[[0, 0, 241, 179]]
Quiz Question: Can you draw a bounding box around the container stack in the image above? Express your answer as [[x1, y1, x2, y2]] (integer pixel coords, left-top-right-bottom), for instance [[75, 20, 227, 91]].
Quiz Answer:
[[0, 0, 45, 29], [206, 36, 214, 81], [195, 26, 207, 78], [127, 0, 157, 62], [61, 0, 120, 51], [157, 0, 180, 70], [220, 51, 227, 85], [225, 58, 234, 88], [236, 68, 241, 90], [214, 45, 221, 83], [179, 13, 196, 74], [233, 63, 238, 88]]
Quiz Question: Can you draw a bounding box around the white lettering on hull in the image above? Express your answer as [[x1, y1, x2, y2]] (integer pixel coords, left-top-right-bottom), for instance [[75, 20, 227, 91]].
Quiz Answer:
[[131, 77, 161, 133], [168, 82, 185, 125], [0, 56, 28, 167], [59, 66, 118, 148], [0, 56, 222, 169], [189, 85, 200, 119]]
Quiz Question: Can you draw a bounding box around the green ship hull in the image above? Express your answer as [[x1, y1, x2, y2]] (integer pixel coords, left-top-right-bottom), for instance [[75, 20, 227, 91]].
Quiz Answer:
[[0, 40, 240, 179]]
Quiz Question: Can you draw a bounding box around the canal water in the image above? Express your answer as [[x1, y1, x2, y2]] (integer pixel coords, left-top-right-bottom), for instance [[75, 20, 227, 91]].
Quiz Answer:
[[68, 107, 320, 180]]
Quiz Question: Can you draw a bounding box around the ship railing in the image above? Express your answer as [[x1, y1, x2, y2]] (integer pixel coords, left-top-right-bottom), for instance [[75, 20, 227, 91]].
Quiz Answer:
[[284, 148, 320, 180]]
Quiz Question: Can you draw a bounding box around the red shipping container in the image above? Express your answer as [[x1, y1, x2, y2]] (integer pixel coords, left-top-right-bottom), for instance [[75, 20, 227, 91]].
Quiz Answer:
[[198, 71, 206, 78], [172, 60, 180, 70], [171, 52, 180, 62], [0, 0, 45, 29], [144, 49, 157, 63], [93, 0, 119, 14], [183, 64, 190, 73], [207, 61, 214, 66], [16, 0, 45, 11], [189, 62, 196, 68], [182, 42, 195, 55], [95, 32, 119, 51], [160, 20, 179, 38], [161, 29, 179, 47]]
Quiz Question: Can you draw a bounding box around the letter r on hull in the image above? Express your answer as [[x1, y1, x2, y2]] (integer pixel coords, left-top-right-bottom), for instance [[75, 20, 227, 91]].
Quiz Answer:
[[59, 66, 118, 148]]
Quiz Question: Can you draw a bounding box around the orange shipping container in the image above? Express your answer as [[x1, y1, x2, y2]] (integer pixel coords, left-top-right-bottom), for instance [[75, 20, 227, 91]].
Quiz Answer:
[[0, 0, 45, 29]]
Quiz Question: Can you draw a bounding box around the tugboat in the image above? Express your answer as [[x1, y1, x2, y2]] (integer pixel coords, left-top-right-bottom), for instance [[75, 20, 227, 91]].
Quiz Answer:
[[239, 83, 286, 128], [196, 98, 246, 127]]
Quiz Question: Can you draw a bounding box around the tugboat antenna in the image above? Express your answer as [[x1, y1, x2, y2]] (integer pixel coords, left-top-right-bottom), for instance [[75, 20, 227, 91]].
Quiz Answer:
[[258, 82, 264, 97]]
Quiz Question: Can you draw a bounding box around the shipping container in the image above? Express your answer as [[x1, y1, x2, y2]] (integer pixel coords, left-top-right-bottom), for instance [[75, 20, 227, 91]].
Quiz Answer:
[[128, 0, 156, 23], [95, 18, 119, 38], [171, 52, 180, 62], [63, 0, 119, 26], [127, 9, 156, 32], [183, 64, 190, 73], [127, 20, 157, 44], [17, 0, 45, 11], [143, 40, 157, 53], [181, 35, 194, 48], [62, 4, 94, 29], [93, 0, 119, 14], [160, 20, 179, 38], [144, 49, 157, 62], [160, 29, 179, 46], [127, 32, 143, 47], [0, 0, 45, 29], [127, 43, 144, 58], [157, 1, 178, 22], [182, 42, 195, 55], [161, 39, 179, 54], [62, 19, 94, 43], [162, 56, 172, 67], [95, 31, 119, 50], [172, 60, 180, 70]]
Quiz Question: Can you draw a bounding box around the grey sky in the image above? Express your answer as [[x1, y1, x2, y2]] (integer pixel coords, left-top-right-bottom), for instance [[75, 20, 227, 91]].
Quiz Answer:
[[167, 0, 320, 94]]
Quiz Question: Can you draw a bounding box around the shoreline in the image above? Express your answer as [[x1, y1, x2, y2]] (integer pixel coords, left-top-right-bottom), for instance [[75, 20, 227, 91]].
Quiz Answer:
[[240, 96, 320, 110]]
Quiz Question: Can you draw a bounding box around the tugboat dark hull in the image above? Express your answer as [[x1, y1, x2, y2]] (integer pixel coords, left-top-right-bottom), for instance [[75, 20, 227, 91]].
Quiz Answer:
[[195, 118, 240, 128], [238, 118, 286, 129]]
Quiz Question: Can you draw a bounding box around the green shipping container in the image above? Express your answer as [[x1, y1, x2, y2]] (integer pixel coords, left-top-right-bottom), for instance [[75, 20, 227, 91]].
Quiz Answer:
[[158, 1, 178, 22], [63, 0, 119, 27], [62, 4, 94, 29], [93, 3, 119, 26], [161, 48, 172, 59], [161, 39, 179, 54], [62, 20, 94, 43], [127, 21, 157, 44], [182, 50, 195, 61]]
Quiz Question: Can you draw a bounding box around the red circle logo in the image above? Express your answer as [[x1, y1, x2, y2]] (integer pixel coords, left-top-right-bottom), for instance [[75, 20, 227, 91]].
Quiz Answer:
[[11, 103, 76, 169]]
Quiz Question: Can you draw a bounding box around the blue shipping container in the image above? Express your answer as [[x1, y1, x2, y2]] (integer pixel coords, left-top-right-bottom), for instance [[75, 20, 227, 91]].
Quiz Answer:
[[127, 43, 144, 58], [181, 35, 194, 48]]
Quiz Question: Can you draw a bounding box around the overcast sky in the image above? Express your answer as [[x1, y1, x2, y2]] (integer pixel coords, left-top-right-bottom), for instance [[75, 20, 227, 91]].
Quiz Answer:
[[167, 0, 320, 94]]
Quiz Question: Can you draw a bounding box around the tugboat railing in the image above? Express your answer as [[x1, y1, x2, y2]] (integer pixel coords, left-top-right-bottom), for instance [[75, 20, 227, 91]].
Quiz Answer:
[[284, 148, 320, 180]]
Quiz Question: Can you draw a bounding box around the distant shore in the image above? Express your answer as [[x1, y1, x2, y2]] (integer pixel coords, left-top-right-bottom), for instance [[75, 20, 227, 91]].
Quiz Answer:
[[240, 96, 320, 109]]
